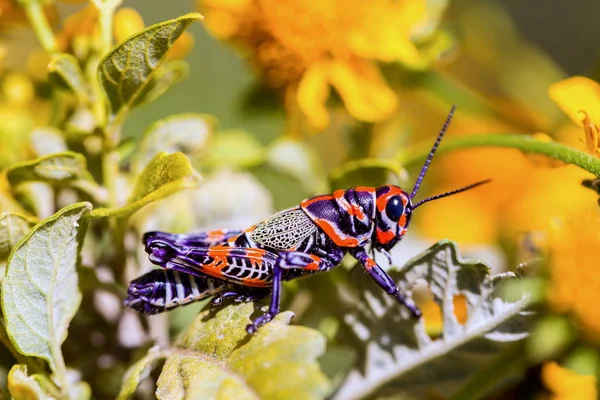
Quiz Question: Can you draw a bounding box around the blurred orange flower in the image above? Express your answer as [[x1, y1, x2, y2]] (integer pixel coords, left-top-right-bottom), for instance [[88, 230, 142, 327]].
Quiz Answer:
[[542, 362, 597, 400], [416, 78, 600, 249], [546, 207, 600, 344], [199, 0, 438, 130]]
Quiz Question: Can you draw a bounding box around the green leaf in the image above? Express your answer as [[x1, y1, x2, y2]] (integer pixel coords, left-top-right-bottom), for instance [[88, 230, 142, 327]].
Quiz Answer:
[[89, 152, 201, 218], [48, 54, 88, 102], [202, 130, 265, 169], [7, 364, 50, 400], [118, 347, 167, 400], [328, 158, 406, 190], [29, 127, 68, 157], [6, 152, 95, 188], [156, 303, 331, 400], [134, 113, 216, 172], [132, 60, 190, 109], [332, 240, 533, 400], [98, 13, 202, 117], [1, 203, 91, 382], [0, 213, 37, 260]]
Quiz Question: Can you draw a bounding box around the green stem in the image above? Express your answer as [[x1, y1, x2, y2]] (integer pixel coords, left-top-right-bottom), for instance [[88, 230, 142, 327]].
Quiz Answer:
[[399, 134, 600, 177], [96, 1, 117, 57], [23, 0, 57, 54]]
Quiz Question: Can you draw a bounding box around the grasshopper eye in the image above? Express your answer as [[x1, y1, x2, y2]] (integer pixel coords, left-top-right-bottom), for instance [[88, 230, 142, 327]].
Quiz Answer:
[[385, 196, 404, 222]]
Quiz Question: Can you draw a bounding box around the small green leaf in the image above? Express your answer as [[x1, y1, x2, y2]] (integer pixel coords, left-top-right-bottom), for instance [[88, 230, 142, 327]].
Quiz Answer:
[[328, 158, 406, 190], [156, 303, 331, 400], [117, 347, 167, 400], [0, 213, 37, 260], [6, 152, 95, 188], [98, 13, 202, 117], [333, 240, 533, 400], [48, 54, 88, 102], [132, 60, 190, 109], [1, 203, 91, 380], [29, 127, 68, 157], [89, 152, 201, 218], [202, 130, 265, 169], [7, 364, 45, 400], [134, 113, 216, 172]]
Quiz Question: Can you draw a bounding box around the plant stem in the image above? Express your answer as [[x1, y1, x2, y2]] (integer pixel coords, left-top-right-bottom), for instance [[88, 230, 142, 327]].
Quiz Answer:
[[23, 0, 57, 54], [95, 0, 120, 58], [399, 134, 600, 177]]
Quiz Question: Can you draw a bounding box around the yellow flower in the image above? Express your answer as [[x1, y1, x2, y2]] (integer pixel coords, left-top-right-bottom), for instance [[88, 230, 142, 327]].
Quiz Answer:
[[199, 0, 435, 130], [549, 76, 600, 157], [542, 362, 597, 400], [546, 207, 600, 343]]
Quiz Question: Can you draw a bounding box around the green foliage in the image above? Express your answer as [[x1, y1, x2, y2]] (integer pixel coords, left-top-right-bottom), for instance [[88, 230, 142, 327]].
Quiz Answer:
[[331, 240, 532, 400], [7, 364, 58, 400], [7, 152, 95, 188], [98, 13, 202, 118], [2, 203, 91, 390], [0, 213, 37, 260], [154, 303, 330, 400], [90, 152, 200, 218], [48, 54, 88, 102]]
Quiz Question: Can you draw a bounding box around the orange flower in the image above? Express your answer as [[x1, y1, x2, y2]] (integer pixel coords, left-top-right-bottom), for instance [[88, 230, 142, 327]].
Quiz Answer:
[[199, 0, 442, 130], [546, 207, 600, 343], [542, 362, 597, 400]]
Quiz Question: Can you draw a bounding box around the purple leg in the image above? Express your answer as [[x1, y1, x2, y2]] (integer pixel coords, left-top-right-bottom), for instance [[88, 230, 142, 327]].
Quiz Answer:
[[246, 264, 283, 334], [350, 247, 422, 318], [245, 250, 341, 334]]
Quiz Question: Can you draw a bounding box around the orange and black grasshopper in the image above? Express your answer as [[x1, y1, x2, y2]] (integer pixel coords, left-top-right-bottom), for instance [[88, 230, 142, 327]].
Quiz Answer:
[[126, 106, 490, 333]]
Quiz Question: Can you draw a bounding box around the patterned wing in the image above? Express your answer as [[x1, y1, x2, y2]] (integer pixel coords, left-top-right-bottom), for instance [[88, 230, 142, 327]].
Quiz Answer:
[[250, 207, 318, 251]]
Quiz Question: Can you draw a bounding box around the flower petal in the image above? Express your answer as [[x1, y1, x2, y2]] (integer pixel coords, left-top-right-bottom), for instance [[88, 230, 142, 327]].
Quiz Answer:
[[549, 76, 600, 127], [327, 60, 398, 123], [297, 62, 331, 130]]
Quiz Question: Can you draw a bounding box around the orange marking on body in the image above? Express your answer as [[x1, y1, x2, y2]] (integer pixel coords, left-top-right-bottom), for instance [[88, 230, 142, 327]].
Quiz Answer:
[[239, 277, 270, 288], [315, 218, 359, 247], [377, 229, 395, 244], [334, 189, 367, 220], [365, 258, 377, 270], [301, 194, 334, 207], [354, 186, 375, 193], [300, 254, 322, 271], [399, 214, 407, 227]]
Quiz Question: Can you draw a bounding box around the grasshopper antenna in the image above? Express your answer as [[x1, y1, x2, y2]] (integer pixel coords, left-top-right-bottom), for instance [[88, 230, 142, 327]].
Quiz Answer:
[[412, 179, 491, 210], [410, 105, 456, 200]]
